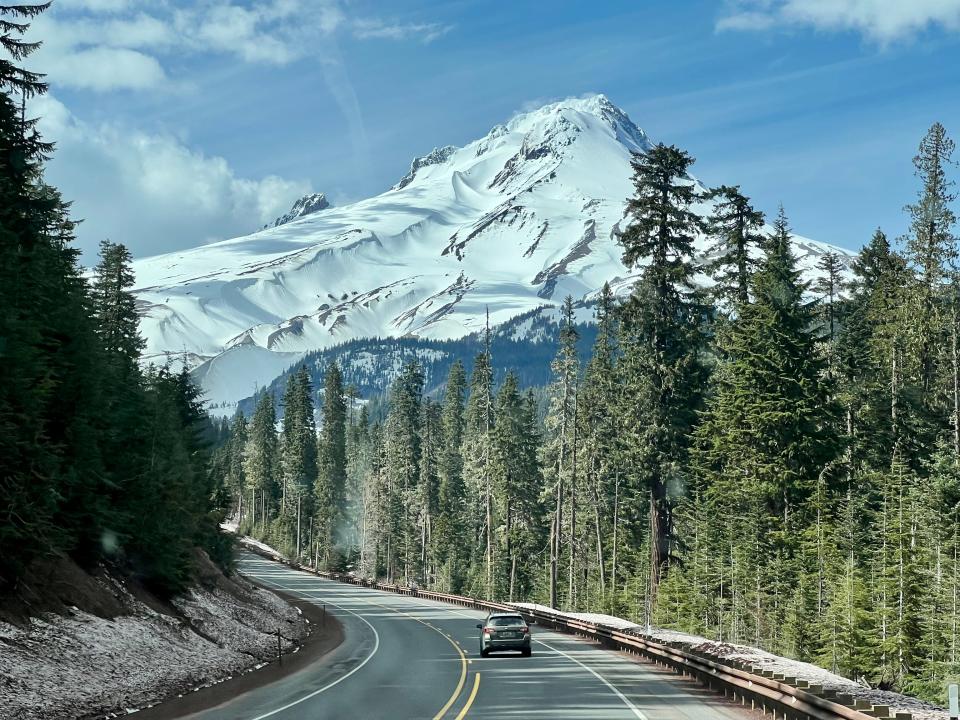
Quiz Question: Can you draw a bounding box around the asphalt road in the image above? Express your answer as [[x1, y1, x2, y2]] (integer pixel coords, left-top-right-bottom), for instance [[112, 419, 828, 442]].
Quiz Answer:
[[178, 552, 755, 720]]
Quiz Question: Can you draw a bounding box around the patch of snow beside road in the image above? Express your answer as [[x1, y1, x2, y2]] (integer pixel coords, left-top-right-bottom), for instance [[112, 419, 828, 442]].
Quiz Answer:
[[0, 565, 307, 720]]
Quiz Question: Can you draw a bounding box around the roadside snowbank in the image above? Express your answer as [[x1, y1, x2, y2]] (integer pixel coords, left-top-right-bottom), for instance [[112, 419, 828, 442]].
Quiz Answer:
[[0, 557, 308, 720], [512, 604, 948, 720]]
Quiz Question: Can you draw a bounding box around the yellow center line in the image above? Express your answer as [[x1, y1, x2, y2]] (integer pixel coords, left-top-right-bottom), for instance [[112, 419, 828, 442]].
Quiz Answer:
[[453, 673, 481, 720], [359, 596, 467, 720]]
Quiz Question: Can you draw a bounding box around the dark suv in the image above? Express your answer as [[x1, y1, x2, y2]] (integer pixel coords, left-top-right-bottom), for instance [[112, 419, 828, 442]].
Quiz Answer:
[[476, 612, 533, 657]]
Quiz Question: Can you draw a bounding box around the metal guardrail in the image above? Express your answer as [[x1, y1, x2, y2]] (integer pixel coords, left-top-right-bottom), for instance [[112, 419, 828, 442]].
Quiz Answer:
[[242, 543, 910, 720]]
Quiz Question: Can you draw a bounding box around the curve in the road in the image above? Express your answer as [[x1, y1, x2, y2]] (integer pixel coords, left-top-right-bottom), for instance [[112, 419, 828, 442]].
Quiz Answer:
[[176, 552, 754, 720], [246, 592, 381, 720]]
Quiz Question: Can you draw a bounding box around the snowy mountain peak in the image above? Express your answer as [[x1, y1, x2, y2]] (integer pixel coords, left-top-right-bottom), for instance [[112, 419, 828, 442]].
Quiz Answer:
[[504, 94, 651, 154], [264, 192, 331, 229], [132, 94, 853, 415]]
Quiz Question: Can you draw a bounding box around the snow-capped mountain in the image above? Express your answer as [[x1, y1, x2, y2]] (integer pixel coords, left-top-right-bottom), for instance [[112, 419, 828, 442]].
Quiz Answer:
[[132, 94, 852, 414], [264, 192, 331, 229]]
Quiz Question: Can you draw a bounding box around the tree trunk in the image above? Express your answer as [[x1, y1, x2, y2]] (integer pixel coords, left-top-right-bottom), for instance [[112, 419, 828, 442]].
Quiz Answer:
[[485, 475, 492, 600], [593, 477, 606, 598], [953, 303, 959, 461], [612, 470, 619, 594], [649, 480, 669, 617], [568, 390, 579, 610]]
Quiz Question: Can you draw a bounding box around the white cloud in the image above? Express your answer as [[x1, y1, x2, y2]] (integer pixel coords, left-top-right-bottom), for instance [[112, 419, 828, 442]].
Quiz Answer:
[[33, 95, 312, 260], [718, 0, 960, 42], [44, 46, 168, 92], [28, 0, 385, 93]]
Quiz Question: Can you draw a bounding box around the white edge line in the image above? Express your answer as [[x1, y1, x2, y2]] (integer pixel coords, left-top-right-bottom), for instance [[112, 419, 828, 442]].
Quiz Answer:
[[535, 638, 649, 720], [240, 562, 381, 720]]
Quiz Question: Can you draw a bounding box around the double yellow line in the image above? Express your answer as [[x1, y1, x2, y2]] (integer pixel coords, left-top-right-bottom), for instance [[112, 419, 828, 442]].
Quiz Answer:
[[362, 595, 480, 719]]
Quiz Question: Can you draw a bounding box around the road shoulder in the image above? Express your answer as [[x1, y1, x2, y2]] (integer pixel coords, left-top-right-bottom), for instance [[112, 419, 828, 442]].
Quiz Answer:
[[130, 585, 343, 720]]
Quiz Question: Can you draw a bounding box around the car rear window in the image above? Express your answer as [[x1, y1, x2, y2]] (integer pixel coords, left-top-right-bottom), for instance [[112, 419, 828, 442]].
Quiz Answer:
[[489, 616, 525, 626]]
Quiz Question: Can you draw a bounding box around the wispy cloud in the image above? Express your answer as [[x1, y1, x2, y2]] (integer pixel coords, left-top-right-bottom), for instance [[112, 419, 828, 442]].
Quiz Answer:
[[352, 19, 453, 43], [718, 0, 960, 43], [32, 1, 452, 91]]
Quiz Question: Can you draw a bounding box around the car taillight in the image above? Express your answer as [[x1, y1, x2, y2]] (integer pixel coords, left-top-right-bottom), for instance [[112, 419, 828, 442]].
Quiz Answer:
[[484, 627, 494, 633], [519, 627, 529, 633]]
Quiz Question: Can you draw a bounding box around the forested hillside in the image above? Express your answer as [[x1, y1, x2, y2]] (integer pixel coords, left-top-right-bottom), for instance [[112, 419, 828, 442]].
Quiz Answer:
[[228, 126, 960, 702], [231, 308, 598, 419], [0, 4, 228, 597]]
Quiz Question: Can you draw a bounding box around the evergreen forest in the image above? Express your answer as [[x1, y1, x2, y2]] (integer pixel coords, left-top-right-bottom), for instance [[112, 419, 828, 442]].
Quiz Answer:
[[229, 126, 960, 703], [0, 4, 229, 597]]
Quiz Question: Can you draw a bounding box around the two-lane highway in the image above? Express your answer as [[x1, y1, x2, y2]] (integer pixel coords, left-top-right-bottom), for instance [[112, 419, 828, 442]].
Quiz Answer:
[[179, 553, 755, 719]]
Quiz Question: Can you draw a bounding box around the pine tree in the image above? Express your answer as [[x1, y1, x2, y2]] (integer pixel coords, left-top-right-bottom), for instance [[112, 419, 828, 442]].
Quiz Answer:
[[244, 392, 278, 536], [542, 296, 580, 609], [463, 321, 495, 599], [280, 365, 316, 559], [905, 123, 957, 400], [316, 363, 347, 566], [418, 398, 442, 585], [436, 361, 467, 591], [703, 184, 764, 306], [384, 361, 423, 582], [617, 143, 706, 616], [815, 250, 844, 342], [227, 412, 249, 525], [0, 3, 49, 97], [91, 240, 145, 373], [492, 373, 542, 601], [579, 283, 620, 605]]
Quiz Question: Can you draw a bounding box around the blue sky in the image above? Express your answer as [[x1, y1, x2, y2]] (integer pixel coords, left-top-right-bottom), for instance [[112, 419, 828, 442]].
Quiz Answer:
[[26, 0, 960, 260]]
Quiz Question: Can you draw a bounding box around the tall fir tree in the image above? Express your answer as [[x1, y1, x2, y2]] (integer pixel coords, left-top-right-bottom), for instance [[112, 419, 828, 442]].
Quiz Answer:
[[491, 372, 542, 601], [703, 184, 764, 306], [316, 363, 347, 566], [905, 122, 957, 403], [815, 250, 844, 342], [579, 283, 621, 606], [436, 361, 468, 591], [279, 365, 317, 559], [616, 143, 707, 615], [463, 319, 495, 599], [383, 361, 423, 581], [244, 392, 278, 534], [542, 296, 580, 609]]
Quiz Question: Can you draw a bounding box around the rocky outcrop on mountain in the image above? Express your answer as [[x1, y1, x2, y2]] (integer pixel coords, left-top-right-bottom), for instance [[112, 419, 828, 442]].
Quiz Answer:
[[264, 192, 330, 229]]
